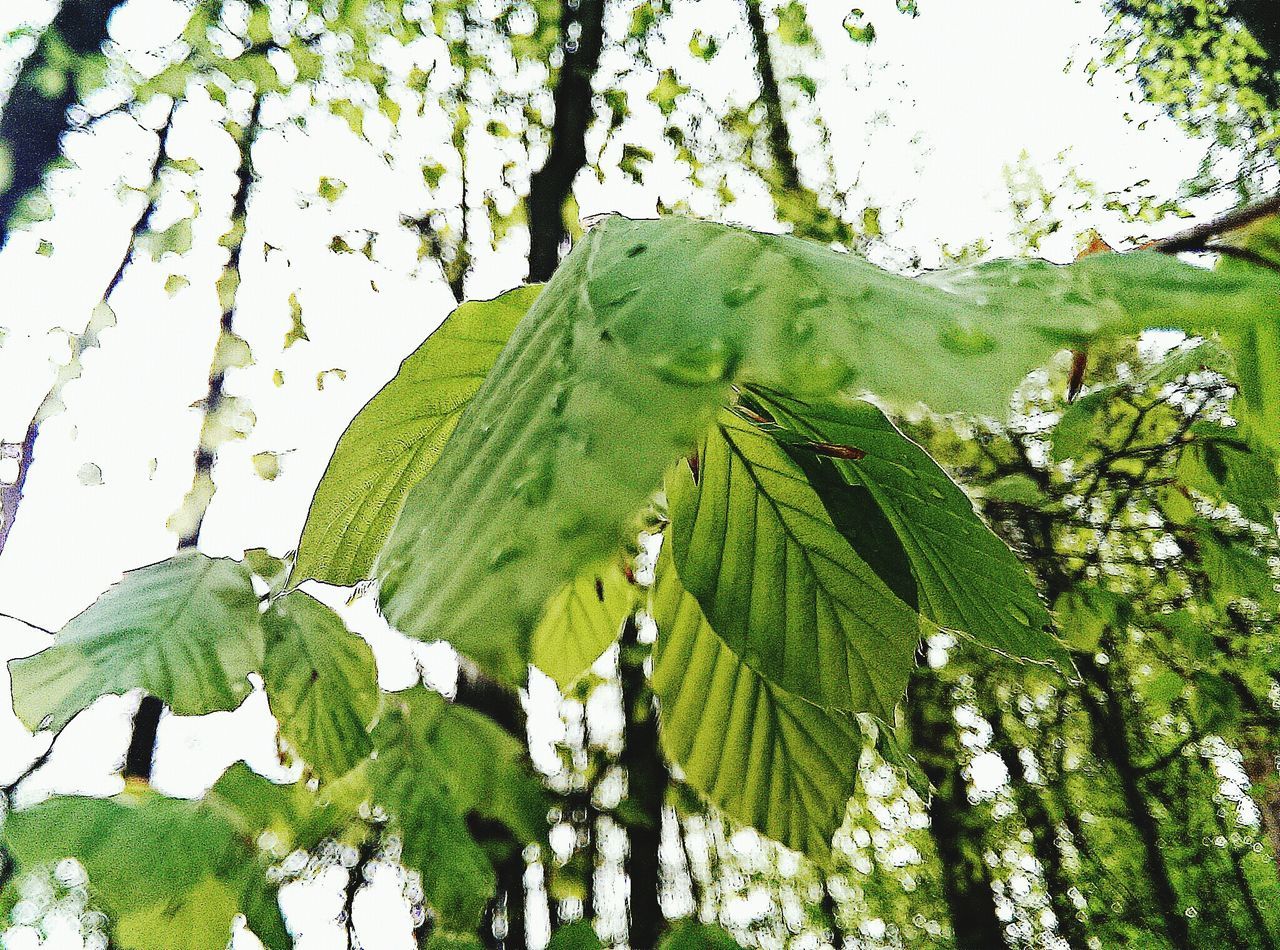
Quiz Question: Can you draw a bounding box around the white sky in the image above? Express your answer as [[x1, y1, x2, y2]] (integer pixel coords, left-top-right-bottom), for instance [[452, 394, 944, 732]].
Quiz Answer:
[[0, 0, 1227, 946]]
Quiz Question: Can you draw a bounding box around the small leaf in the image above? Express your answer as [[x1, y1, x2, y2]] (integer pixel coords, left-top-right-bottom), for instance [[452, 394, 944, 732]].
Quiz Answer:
[[531, 562, 635, 689], [658, 919, 745, 949], [262, 592, 380, 783], [547, 920, 604, 950]]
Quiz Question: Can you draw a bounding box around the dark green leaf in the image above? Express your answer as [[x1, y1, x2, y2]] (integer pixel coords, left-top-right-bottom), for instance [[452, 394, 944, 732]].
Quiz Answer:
[[667, 409, 921, 716]]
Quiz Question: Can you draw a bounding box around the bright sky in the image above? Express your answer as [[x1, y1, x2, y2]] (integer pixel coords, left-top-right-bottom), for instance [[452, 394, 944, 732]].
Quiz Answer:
[[0, 0, 1225, 946]]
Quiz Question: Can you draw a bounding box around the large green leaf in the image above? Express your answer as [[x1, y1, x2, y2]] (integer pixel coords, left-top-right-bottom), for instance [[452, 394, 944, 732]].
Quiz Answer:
[[531, 561, 636, 690], [752, 390, 1063, 664], [651, 548, 863, 862], [667, 409, 920, 717], [261, 591, 380, 783], [369, 689, 549, 928], [375, 216, 1280, 683], [292, 285, 541, 587], [9, 552, 262, 732], [1217, 214, 1280, 441], [1, 784, 288, 950]]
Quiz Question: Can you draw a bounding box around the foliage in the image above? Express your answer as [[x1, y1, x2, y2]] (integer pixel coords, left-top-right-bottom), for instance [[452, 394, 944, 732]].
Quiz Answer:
[[3, 1, 1280, 948]]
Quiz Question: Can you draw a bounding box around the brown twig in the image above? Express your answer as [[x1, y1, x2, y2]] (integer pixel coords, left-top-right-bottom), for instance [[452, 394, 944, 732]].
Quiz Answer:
[[1144, 191, 1280, 254]]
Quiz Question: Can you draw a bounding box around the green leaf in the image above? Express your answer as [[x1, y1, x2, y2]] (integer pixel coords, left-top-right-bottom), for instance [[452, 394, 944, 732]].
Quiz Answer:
[[1053, 585, 1130, 653], [547, 920, 605, 950], [1052, 339, 1235, 463], [982, 473, 1048, 506], [667, 409, 920, 717], [1216, 215, 1280, 440], [9, 552, 262, 732], [2, 787, 287, 950], [1176, 420, 1279, 526], [293, 285, 541, 587], [651, 548, 863, 862], [1192, 521, 1280, 609], [261, 591, 380, 783], [658, 919, 745, 949], [531, 562, 636, 689], [205, 762, 349, 855], [369, 689, 549, 927], [425, 935, 486, 950], [375, 216, 1280, 684], [752, 391, 1063, 665]]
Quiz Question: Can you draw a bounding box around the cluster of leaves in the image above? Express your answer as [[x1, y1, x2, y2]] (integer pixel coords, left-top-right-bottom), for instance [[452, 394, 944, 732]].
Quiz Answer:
[[9, 207, 1280, 944]]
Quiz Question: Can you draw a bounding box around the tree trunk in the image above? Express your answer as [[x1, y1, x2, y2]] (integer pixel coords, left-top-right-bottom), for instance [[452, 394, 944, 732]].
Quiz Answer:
[[0, 0, 121, 245], [0, 105, 174, 562], [908, 666, 1007, 950], [456, 670, 530, 950], [978, 680, 1089, 948], [525, 0, 605, 282], [619, 617, 666, 949], [1076, 654, 1190, 949], [123, 101, 261, 782], [740, 0, 847, 245]]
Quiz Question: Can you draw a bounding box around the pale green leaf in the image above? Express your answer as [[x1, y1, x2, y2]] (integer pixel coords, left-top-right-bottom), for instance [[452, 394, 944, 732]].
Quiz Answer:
[[9, 552, 261, 732], [293, 285, 540, 587], [262, 591, 380, 783], [651, 549, 863, 862], [531, 562, 636, 690]]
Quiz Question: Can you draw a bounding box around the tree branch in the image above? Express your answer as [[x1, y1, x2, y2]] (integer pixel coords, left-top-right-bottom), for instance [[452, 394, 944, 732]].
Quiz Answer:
[[0, 0, 122, 248], [526, 0, 606, 282], [1145, 191, 1280, 255], [0, 105, 176, 561]]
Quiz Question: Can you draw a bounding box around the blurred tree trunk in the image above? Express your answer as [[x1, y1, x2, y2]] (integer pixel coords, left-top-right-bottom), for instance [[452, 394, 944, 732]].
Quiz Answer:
[[0, 0, 145, 562], [1076, 652, 1190, 949], [456, 670, 531, 950], [124, 99, 262, 781], [526, 0, 605, 282], [741, 0, 848, 245], [619, 616, 666, 949], [977, 678, 1089, 948], [0, 0, 120, 247], [908, 666, 1007, 950]]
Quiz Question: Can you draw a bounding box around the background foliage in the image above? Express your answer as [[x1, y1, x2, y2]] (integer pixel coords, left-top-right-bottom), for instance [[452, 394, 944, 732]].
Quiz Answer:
[[1, 1, 1279, 949]]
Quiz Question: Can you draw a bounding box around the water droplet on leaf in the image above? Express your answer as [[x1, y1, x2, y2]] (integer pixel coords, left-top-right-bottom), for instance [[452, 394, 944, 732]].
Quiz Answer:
[[939, 324, 997, 355], [650, 337, 737, 385], [722, 283, 762, 307]]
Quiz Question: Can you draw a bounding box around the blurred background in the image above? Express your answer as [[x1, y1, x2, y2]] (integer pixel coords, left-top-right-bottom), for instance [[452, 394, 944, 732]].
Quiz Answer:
[[0, 0, 1278, 947]]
